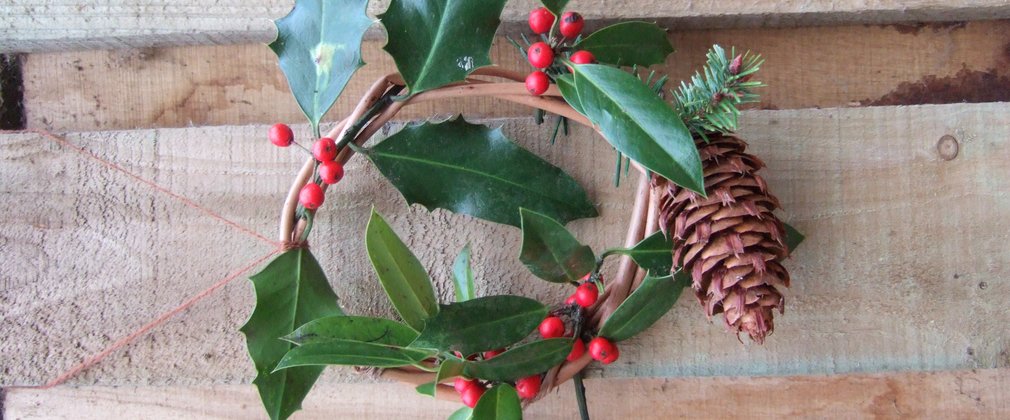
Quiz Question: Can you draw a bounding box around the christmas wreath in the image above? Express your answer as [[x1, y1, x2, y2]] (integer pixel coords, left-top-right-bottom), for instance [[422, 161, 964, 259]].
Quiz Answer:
[[242, 0, 804, 418]]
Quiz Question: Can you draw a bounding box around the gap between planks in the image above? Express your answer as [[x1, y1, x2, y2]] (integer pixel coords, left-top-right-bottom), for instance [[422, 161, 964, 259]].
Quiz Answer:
[[20, 20, 1010, 132], [4, 369, 1009, 419]]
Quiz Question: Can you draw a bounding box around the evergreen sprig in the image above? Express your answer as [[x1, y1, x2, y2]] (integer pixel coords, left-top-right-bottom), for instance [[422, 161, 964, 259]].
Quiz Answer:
[[671, 45, 764, 140]]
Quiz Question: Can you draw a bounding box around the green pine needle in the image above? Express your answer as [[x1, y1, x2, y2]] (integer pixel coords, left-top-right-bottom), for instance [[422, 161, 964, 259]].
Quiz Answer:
[[670, 45, 765, 137]]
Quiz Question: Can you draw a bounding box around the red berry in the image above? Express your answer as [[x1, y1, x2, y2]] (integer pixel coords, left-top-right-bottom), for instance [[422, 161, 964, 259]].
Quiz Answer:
[[570, 50, 595, 65], [268, 123, 293, 147], [559, 12, 584, 38], [461, 385, 485, 408], [528, 7, 555, 34], [588, 337, 618, 363], [299, 183, 324, 210], [564, 293, 577, 305], [527, 42, 555, 69], [601, 345, 620, 364], [483, 348, 505, 359], [538, 316, 565, 338], [515, 375, 542, 399], [525, 71, 550, 96], [567, 339, 586, 361], [311, 137, 337, 162], [454, 378, 478, 394], [574, 283, 598, 308], [318, 161, 344, 185]]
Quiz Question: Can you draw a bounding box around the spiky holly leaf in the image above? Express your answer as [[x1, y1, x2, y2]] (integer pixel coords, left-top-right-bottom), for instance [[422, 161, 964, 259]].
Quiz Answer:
[[360, 117, 597, 227], [575, 21, 674, 67], [240, 249, 344, 420], [380, 0, 508, 94], [269, 0, 373, 133], [569, 64, 705, 194]]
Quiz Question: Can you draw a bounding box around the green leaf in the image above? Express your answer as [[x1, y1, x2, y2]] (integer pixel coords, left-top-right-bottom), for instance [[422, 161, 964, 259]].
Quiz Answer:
[[275, 339, 436, 370], [462, 338, 572, 381], [452, 245, 476, 302], [380, 0, 508, 94], [416, 381, 437, 397], [572, 64, 705, 194], [365, 209, 439, 331], [784, 222, 805, 252], [434, 357, 467, 398], [598, 272, 690, 341], [604, 231, 675, 276], [555, 74, 584, 115], [409, 296, 547, 356], [284, 315, 418, 347], [539, 0, 569, 16], [361, 117, 597, 227], [449, 407, 474, 420], [472, 384, 522, 420], [240, 249, 344, 420], [519, 208, 595, 283], [269, 0, 373, 132], [575, 21, 674, 67]]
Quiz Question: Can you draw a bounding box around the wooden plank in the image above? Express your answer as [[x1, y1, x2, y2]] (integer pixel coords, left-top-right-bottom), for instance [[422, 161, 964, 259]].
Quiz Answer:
[[5, 1, 1010, 53], [2, 103, 1009, 388], [22, 20, 1010, 132], [6, 369, 1010, 418]]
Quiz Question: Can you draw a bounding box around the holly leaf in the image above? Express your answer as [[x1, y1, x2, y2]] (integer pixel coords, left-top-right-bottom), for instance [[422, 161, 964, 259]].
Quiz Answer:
[[240, 249, 344, 420], [472, 384, 522, 420], [380, 0, 508, 94], [365, 209, 439, 331], [539, 0, 569, 16], [603, 231, 675, 276], [555, 74, 584, 115], [519, 208, 596, 283], [434, 357, 466, 399], [360, 116, 597, 227], [453, 244, 476, 302], [598, 272, 690, 341], [462, 338, 572, 381], [570, 64, 704, 194], [575, 21, 674, 67], [416, 381, 437, 397], [409, 295, 547, 356], [269, 0, 373, 133], [274, 339, 436, 369], [449, 407, 474, 420], [283, 315, 417, 346], [784, 222, 805, 252]]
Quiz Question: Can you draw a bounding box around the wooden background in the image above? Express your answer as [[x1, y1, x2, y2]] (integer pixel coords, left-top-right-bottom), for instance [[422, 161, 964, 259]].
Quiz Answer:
[[2, 1, 1010, 418]]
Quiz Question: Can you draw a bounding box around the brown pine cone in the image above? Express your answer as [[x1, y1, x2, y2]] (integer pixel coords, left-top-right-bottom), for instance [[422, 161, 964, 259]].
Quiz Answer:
[[655, 133, 791, 343]]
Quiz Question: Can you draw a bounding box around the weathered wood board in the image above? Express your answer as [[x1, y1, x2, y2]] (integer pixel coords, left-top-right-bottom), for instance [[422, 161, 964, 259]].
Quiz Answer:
[[21, 20, 1010, 132], [2, 103, 1009, 396], [5, 1, 1010, 53], [6, 369, 1010, 419]]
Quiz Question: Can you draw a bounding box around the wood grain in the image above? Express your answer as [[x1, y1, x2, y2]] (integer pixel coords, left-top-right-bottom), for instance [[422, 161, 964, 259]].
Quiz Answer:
[[22, 20, 1010, 132], [2, 103, 1009, 389], [5, 1, 1010, 53], [6, 369, 1009, 418]]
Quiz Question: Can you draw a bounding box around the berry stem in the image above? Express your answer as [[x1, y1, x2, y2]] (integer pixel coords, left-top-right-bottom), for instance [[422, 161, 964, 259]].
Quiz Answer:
[[573, 372, 591, 420]]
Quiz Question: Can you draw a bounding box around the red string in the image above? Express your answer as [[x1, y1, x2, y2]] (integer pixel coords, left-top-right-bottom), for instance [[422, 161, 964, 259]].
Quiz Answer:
[[21, 129, 281, 247], [29, 247, 282, 390], [2, 129, 287, 389]]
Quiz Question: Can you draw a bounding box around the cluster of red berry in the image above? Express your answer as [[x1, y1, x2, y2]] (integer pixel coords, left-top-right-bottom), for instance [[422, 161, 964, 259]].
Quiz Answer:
[[269, 123, 346, 211], [523, 8, 596, 96], [450, 273, 617, 406]]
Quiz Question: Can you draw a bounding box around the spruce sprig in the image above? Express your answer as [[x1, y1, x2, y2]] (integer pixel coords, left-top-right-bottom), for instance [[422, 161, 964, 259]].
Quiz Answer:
[[671, 45, 764, 140]]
